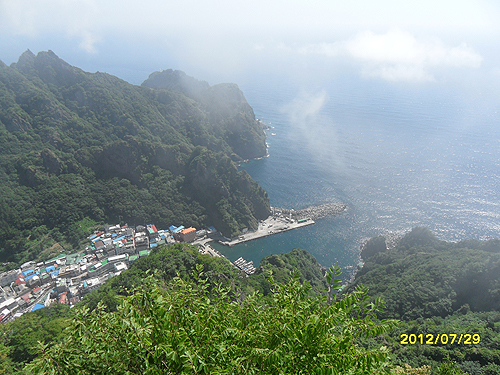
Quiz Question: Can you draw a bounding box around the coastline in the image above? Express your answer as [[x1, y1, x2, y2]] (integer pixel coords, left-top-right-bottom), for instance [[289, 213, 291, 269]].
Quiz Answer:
[[215, 202, 347, 247]]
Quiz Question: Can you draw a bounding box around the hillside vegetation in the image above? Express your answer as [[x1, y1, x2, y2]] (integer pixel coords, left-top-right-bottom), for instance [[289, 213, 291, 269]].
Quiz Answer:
[[80, 244, 331, 312], [345, 227, 500, 374], [28, 267, 395, 374], [349, 227, 500, 320], [3, 238, 500, 373], [0, 50, 270, 263]]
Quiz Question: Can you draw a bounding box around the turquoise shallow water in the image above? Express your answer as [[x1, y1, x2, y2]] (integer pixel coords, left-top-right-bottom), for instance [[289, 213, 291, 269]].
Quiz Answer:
[[212, 76, 500, 279]]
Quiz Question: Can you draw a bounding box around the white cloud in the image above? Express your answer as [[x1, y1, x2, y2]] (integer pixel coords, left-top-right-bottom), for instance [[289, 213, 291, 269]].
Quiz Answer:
[[0, 0, 103, 53], [75, 30, 100, 54], [301, 29, 483, 82], [0, 0, 494, 82], [346, 30, 482, 67]]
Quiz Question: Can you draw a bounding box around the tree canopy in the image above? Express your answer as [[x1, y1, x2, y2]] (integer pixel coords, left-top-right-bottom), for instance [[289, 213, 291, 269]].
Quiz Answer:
[[28, 266, 396, 374]]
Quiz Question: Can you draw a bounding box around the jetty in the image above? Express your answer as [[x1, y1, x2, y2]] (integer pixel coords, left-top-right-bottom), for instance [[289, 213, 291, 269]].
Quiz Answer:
[[218, 202, 347, 247], [271, 202, 347, 221], [221, 216, 316, 246]]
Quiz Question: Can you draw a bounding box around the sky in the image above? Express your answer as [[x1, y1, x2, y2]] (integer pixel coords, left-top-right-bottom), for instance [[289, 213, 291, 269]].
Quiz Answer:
[[1, 0, 499, 87]]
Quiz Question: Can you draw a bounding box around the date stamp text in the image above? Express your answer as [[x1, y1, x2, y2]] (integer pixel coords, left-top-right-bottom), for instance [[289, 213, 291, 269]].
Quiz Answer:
[[400, 333, 481, 345]]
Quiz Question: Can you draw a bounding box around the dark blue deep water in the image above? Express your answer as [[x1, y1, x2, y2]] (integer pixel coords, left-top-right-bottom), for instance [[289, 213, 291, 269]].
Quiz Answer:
[[212, 75, 500, 278]]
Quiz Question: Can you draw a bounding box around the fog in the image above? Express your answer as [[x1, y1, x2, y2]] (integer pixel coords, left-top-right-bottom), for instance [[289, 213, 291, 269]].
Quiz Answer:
[[1, 0, 499, 87]]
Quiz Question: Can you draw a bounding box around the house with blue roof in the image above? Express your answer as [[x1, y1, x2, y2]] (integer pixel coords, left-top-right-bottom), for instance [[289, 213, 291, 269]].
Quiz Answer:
[[31, 304, 45, 312]]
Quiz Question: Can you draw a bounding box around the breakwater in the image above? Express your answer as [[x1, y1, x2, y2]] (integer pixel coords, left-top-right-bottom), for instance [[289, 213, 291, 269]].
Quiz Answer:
[[217, 202, 346, 247], [271, 202, 347, 220]]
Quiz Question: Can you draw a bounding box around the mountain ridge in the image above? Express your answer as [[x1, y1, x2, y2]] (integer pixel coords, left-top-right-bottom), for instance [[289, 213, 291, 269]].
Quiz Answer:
[[0, 50, 270, 263]]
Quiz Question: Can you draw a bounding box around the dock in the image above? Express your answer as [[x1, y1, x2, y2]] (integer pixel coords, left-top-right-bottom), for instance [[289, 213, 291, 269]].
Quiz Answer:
[[233, 257, 256, 275]]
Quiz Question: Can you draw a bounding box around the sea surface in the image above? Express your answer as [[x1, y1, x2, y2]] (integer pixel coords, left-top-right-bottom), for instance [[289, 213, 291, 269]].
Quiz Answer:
[[212, 75, 500, 280]]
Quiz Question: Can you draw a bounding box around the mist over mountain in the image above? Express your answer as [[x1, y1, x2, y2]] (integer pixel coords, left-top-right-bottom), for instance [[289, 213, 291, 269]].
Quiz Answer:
[[0, 50, 270, 263], [142, 69, 267, 160]]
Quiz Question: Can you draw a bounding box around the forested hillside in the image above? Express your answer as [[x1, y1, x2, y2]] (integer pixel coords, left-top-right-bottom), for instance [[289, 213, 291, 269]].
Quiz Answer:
[[348, 227, 500, 320], [345, 227, 500, 374], [0, 50, 270, 264]]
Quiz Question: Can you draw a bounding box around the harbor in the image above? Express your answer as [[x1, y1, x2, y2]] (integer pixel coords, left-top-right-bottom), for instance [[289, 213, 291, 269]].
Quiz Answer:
[[193, 201, 347, 275], [216, 202, 346, 247]]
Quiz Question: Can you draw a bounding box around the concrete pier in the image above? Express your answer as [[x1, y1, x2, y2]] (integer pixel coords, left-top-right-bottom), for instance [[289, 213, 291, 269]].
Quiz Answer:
[[221, 216, 315, 246]]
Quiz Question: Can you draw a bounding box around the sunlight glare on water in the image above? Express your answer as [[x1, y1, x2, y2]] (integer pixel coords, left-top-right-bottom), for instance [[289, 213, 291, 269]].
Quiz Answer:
[[213, 76, 500, 278]]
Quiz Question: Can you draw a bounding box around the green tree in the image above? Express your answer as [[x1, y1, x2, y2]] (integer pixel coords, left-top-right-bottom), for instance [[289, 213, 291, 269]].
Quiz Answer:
[[28, 267, 396, 374], [0, 303, 72, 373]]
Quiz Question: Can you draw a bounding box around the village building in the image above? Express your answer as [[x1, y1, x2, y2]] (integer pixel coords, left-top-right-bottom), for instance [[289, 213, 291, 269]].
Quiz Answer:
[[79, 277, 104, 296], [180, 227, 197, 243], [135, 234, 149, 251], [0, 298, 19, 314], [0, 221, 221, 320], [20, 261, 35, 271], [0, 269, 21, 287]]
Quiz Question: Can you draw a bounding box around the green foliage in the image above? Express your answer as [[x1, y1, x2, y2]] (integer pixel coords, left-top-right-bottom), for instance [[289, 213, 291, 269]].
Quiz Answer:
[[361, 235, 387, 260], [346, 227, 500, 320], [247, 248, 330, 297], [0, 304, 73, 373], [383, 311, 500, 373], [0, 50, 270, 263], [28, 268, 396, 374], [81, 243, 245, 312], [434, 358, 465, 375]]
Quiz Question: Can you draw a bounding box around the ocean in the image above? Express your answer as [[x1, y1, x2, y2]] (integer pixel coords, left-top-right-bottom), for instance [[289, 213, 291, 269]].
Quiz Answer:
[[212, 74, 500, 280]]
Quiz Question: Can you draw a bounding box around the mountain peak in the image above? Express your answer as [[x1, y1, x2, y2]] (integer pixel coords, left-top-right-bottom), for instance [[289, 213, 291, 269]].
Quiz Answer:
[[21, 49, 35, 59], [15, 49, 36, 70], [13, 50, 84, 87], [35, 50, 72, 69], [142, 69, 210, 100]]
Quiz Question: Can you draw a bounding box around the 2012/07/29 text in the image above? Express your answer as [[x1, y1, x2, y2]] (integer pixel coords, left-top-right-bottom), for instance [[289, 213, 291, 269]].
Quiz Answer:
[[400, 333, 480, 345]]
